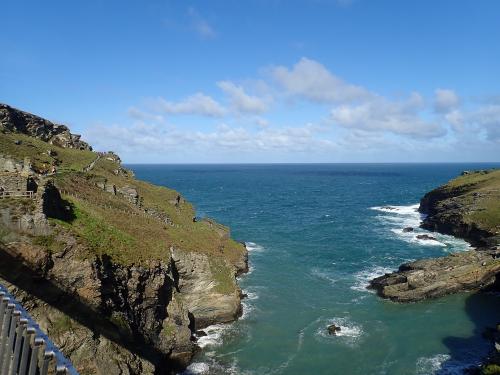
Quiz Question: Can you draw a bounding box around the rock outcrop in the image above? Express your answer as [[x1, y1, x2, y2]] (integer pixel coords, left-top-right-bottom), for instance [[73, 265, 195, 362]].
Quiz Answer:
[[370, 249, 500, 302], [0, 103, 91, 150], [370, 169, 500, 302], [419, 170, 500, 247]]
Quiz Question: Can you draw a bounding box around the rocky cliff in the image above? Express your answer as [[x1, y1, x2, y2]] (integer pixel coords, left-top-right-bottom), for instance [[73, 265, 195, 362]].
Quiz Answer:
[[0, 103, 91, 150], [0, 104, 248, 374], [370, 169, 500, 301]]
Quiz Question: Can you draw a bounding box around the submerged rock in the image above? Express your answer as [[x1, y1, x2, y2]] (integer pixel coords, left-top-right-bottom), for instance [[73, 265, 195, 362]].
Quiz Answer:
[[403, 227, 414, 232]]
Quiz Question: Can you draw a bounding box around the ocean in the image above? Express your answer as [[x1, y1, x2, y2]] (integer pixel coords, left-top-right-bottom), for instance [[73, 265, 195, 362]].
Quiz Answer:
[[129, 163, 500, 375]]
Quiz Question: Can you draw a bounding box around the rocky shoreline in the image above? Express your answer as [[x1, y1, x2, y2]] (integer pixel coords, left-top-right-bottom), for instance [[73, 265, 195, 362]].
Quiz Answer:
[[369, 169, 500, 373]]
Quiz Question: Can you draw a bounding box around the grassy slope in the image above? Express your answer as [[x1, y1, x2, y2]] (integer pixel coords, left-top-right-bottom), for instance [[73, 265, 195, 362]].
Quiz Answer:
[[1, 131, 245, 283], [442, 169, 500, 235]]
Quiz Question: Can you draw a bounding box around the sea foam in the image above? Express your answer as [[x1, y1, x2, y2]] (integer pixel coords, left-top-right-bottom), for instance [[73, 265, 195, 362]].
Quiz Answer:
[[371, 204, 471, 252]]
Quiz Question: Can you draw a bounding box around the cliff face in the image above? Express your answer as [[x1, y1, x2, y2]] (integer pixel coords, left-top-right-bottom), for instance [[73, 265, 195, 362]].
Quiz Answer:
[[0, 104, 248, 374], [419, 170, 500, 247]]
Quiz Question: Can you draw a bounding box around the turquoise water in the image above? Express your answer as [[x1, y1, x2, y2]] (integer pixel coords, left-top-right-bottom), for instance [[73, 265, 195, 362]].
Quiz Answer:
[[129, 164, 500, 375]]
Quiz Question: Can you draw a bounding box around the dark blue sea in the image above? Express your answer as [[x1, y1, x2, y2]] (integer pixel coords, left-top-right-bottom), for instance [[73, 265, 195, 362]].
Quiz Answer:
[[129, 163, 500, 375]]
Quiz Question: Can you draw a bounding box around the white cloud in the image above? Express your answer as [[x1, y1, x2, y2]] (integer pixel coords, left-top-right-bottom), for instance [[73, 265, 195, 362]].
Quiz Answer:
[[155, 93, 226, 117], [217, 81, 270, 114], [188, 7, 216, 39], [331, 93, 446, 138], [271, 57, 370, 103], [254, 117, 269, 127], [434, 89, 460, 113], [470, 104, 500, 141], [127, 107, 164, 122], [86, 121, 335, 156]]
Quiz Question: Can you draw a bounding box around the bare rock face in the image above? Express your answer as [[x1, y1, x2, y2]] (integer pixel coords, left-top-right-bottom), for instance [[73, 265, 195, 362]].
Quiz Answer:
[[369, 249, 500, 302], [0, 103, 91, 150], [171, 249, 243, 329], [0, 235, 195, 374]]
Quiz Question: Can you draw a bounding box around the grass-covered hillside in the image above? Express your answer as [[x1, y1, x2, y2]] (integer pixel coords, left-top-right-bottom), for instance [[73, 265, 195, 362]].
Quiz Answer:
[[0, 122, 245, 268]]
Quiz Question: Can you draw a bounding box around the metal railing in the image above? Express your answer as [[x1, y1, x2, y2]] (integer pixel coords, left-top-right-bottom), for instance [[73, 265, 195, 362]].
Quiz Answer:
[[0, 192, 35, 200], [0, 285, 79, 375]]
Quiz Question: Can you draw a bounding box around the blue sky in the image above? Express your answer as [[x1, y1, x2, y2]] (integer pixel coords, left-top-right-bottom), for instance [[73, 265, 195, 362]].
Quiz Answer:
[[1, 0, 500, 163]]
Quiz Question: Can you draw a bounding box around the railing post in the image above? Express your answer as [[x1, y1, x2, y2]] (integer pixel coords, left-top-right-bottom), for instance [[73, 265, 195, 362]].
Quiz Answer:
[[0, 294, 7, 338], [18, 327, 35, 375], [2, 310, 21, 375], [27, 337, 44, 375], [10, 318, 28, 375], [40, 351, 55, 375], [0, 303, 15, 366]]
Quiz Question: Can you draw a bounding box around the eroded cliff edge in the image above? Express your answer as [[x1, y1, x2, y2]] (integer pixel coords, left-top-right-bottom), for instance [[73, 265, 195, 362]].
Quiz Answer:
[[0, 103, 248, 374]]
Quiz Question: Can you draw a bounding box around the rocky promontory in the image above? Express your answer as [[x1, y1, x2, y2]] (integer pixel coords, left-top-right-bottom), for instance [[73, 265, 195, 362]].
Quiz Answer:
[[369, 169, 500, 301], [0, 104, 248, 374]]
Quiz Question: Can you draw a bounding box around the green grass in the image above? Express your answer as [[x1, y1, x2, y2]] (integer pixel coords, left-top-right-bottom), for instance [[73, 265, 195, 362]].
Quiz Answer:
[[1, 128, 246, 275], [32, 234, 65, 254], [209, 258, 236, 294], [50, 314, 75, 334], [0, 131, 95, 172], [442, 169, 500, 233], [483, 364, 500, 375]]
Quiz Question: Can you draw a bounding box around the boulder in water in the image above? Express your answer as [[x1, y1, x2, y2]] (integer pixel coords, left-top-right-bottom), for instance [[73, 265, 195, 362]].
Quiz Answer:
[[327, 324, 341, 335], [416, 234, 437, 241], [403, 227, 414, 232]]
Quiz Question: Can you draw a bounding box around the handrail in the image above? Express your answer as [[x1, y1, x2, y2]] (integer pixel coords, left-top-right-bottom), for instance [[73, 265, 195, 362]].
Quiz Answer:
[[0, 285, 79, 375], [0, 192, 35, 199]]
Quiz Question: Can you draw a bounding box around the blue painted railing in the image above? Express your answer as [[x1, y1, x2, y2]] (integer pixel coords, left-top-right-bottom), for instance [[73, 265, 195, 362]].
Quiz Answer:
[[0, 285, 79, 375]]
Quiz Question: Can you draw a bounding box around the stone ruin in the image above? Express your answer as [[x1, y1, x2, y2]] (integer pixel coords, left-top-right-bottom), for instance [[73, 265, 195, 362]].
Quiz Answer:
[[0, 155, 36, 194]]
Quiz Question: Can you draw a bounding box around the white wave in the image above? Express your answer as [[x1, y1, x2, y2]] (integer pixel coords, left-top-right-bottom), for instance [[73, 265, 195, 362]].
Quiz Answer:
[[315, 317, 364, 347], [182, 362, 210, 374], [196, 324, 229, 349], [180, 358, 243, 375], [416, 354, 451, 374], [244, 291, 259, 300], [351, 265, 394, 292], [310, 267, 337, 285], [416, 353, 478, 375], [371, 204, 421, 216], [245, 242, 265, 252], [372, 203, 472, 252]]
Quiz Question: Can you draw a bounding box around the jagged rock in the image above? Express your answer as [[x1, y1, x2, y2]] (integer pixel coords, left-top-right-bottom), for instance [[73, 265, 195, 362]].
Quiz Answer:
[[170, 249, 245, 329], [403, 227, 414, 232], [416, 234, 437, 241], [0, 103, 91, 150], [327, 324, 341, 335], [195, 330, 207, 337]]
